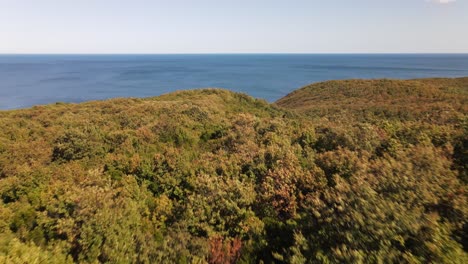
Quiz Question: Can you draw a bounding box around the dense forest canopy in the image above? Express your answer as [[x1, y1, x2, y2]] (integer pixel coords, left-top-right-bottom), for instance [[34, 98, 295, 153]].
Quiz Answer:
[[0, 78, 466, 263]]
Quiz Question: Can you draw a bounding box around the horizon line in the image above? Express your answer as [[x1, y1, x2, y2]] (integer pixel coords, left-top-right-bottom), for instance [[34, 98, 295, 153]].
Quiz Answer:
[[1, 52, 468, 56]]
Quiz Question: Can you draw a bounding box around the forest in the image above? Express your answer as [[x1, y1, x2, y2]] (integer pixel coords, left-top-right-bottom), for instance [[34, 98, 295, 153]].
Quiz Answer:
[[0, 78, 466, 263]]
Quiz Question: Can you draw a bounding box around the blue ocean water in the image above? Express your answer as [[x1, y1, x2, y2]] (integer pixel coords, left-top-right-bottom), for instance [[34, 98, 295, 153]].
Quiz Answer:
[[0, 54, 467, 110]]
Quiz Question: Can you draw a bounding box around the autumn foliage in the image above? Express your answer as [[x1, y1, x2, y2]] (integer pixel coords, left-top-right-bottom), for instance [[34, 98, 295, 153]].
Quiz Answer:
[[0, 78, 466, 263]]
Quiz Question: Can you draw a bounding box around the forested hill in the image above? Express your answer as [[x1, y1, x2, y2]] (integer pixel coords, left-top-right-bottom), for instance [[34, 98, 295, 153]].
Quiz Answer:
[[276, 77, 468, 123], [0, 79, 466, 263]]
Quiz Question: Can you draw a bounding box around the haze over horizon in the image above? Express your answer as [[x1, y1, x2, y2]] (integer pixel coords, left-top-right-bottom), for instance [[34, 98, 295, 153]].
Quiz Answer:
[[1, 0, 467, 54]]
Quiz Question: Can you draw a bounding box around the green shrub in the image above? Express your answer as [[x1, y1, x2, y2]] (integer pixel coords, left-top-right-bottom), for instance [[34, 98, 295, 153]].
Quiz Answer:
[[52, 130, 93, 162]]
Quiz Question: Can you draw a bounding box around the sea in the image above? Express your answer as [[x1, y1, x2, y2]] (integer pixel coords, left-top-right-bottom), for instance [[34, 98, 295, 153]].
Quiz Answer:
[[1, 54, 467, 110]]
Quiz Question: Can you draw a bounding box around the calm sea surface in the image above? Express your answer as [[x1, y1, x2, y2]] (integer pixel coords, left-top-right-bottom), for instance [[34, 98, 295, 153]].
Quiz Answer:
[[1, 54, 467, 109]]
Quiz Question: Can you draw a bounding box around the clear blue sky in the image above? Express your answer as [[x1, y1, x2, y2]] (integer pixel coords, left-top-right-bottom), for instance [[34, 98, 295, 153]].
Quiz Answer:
[[1, 0, 467, 54]]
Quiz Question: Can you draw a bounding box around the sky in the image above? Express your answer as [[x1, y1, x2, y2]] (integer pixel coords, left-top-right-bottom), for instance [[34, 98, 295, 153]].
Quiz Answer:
[[0, 0, 467, 54]]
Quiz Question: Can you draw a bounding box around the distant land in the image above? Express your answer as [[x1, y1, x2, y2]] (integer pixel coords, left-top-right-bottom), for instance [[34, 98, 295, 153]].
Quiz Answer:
[[0, 77, 466, 263]]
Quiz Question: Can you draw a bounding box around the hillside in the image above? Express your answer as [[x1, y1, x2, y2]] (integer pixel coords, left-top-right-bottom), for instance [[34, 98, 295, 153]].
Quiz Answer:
[[276, 77, 468, 123], [0, 80, 467, 263]]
